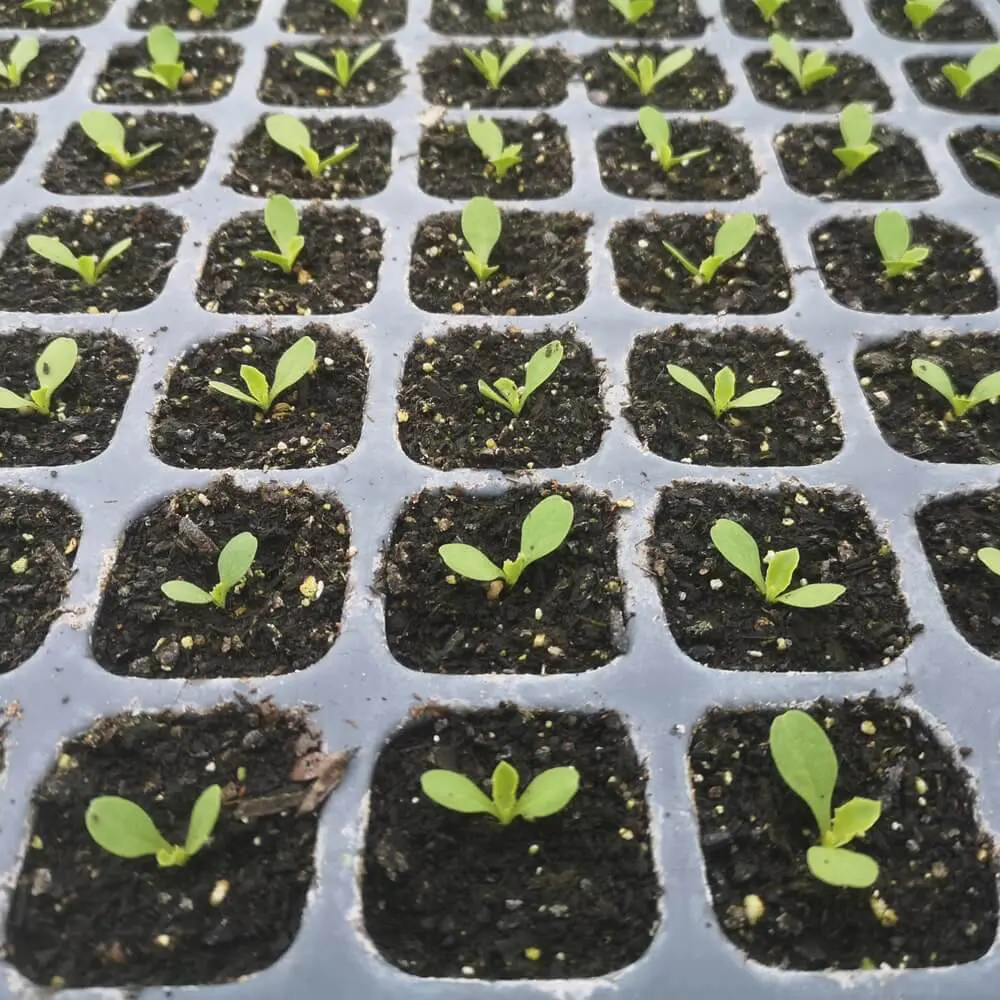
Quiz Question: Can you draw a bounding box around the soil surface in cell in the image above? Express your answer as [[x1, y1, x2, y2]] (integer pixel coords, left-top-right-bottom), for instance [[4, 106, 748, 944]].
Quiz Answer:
[[723, 0, 851, 36], [431, 0, 564, 33], [363, 705, 659, 978], [0, 0, 108, 27], [648, 482, 915, 671], [626, 326, 842, 466], [6, 703, 329, 987], [905, 57, 1000, 113], [128, 0, 261, 29], [950, 126, 1000, 197], [690, 698, 998, 969], [0, 37, 81, 100], [575, 0, 707, 36], [152, 324, 367, 470], [744, 51, 892, 111], [869, 0, 996, 41], [91, 478, 351, 678], [281, 0, 406, 32], [382, 486, 627, 674], [0, 109, 33, 185]]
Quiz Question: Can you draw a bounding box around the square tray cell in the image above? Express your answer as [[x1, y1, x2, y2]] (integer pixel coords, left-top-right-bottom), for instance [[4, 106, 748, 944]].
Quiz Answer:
[[866, 0, 996, 41], [0, 0, 109, 27], [574, 0, 707, 38], [127, 0, 262, 30], [0, 108, 32, 184], [949, 126, 1000, 197], [280, 0, 406, 34], [905, 54, 1000, 113], [0, 36, 82, 101], [722, 0, 852, 38], [431, 0, 565, 34]]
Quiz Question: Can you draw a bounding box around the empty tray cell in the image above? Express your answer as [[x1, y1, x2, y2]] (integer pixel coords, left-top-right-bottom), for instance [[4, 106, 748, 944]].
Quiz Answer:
[[905, 52, 1000, 113], [575, 0, 707, 38], [949, 125, 1000, 197], [281, 0, 407, 33], [0, 108, 33, 184], [0, 36, 82, 101], [128, 0, 262, 29], [723, 0, 852, 37], [431, 0, 565, 33]]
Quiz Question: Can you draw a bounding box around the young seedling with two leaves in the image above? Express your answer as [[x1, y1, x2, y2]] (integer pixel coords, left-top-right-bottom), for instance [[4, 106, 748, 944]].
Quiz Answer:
[[662, 212, 757, 285], [27, 233, 132, 286], [769, 33, 836, 93], [770, 709, 881, 888], [609, 0, 654, 25], [943, 43, 1000, 99], [209, 335, 317, 414], [0, 336, 78, 416], [251, 195, 304, 274], [462, 196, 502, 282], [479, 340, 564, 416], [910, 358, 1000, 418], [638, 106, 708, 173], [903, 0, 946, 30], [754, 0, 792, 25], [294, 42, 381, 89], [265, 114, 358, 178], [464, 43, 532, 90], [874, 210, 929, 279], [667, 364, 780, 418], [609, 47, 692, 98], [133, 25, 186, 92], [79, 110, 162, 171], [0, 36, 39, 88], [161, 531, 258, 608], [467, 115, 523, 181], [832, 102, 880, 175]]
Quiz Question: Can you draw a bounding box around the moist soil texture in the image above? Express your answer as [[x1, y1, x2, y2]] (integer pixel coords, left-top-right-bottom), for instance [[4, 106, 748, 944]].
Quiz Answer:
[[0, 0, 108, 27], [6, 702, 327, 988], [128, 0, 261, 29], [280, 0, 406, 33], [597, 120, 757, 200], [0, 487, 79, 673], [868, 0, 995, 41], [196, 206, 382, 315], [648, 482, 915, 671], [0, 109, 33, 185], [625, 326, 842, 466], [151, 323, 368, 470], [905, 56, 1000, 113], [689, 697, 998, 970], [856, 331, 1000, 464], [0, 205, 183, 314], [0, 36, 81, 101], [575, 0, 707, 37], [430, 0, 564, 34], [0, 331, 137, 466], [610, 213, 791, 315], [43, 112, 214, 196], [397, 325, 607, 471], [362, 705, 659, 978], [775, 124, 938, 200], [381, 485, 627, 674], [409, 210, 589, 316], [723, 0, 851, 36], [950, 126, 1000, 197], [582, 46, 733, 110], [744, 51, 892, 111], [810, 215, 998, 315], [91, 478, 351, 678], [419, 114, 572, 199]]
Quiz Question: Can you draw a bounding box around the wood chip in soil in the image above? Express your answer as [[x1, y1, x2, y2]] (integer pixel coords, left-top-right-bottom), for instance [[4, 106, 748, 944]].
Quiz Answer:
[[0, 205, 183, 314], [950, 126, 1000, 197], [648, 482, 915, 672], [811, 215, 998, 315], [6, 703, 325, 987], [0, 0, 108, 27], [280, 0, 405, 32], [128, 0, 261, 29], [744, 51, 891, 111], [196, 206, 382, 315], [43, 112, 214, 196], [905, 56, 1000, 113], [611, 213, 791, 315], [419, 114, 572, 199], [91, 478, 351, 679], [397, 325, 606, 471], [0, 36, 81, 100], [409, 210, 589, 316], [0, 109, 33, 185], [722, 0, 852, 36], [151, 323, 367, 470], [363, 705, 659, 978], [430, 0, 564, 34], [574, 0, 707, 37], [689, 697, 997, 970], [381, 486, 627, 675], [867, 0, 995, 41], [625, 326, 842, 466]]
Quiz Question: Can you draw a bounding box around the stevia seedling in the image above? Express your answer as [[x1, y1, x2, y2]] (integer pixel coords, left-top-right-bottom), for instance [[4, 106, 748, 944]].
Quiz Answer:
[[27, 234, 132, 286], [662, 212, 757, 285], [462, 196, 502, 282], [486, 0, 506, 21], [422, 761, 579, 825], [479, 340, 564, 416], [666, 364, 780, 418], [22, 0, 53, 14], [609, 0, 654, 25], [973, 147, 1000, 170], [439, 494, 574, 590], [79, 110, 162, 171], [265, 113, 358, 178], [770, 710, 881, 888], [133, 24, 185, 92], [768, 33, 836, 93], [86, 784, 222, 868], [942, 43, 1000, 99], [0, 36, 39, 88], [467, 115, 523, 180], [874, 210, 929, 278], [464, 43, 532, 90], [638, 106, 708, 173], [209, 335, 317, 413], [189, 0, 219, 17], [754, 0, 792, 25], [710, 518, 846, 607], [250, 194, 304, 274], [161, 531, 258, 608], [832, 102, 880, 175], [0, 336, 78, 416], [903, 0, 945, 30], [329, 0, 364, 20], [609, 47, 692, 97], [294, 43, 381, 88], [910, 358, 1000, 417]]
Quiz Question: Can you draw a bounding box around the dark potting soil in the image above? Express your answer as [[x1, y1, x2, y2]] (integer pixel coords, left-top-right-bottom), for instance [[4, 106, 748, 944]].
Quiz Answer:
[[597, 120, 758, 200], [610, 213, 791, 315], [258, 41, 404, 108], [0, 0, 107, 27], [625, 326, 843, 466], [0, 331, 137, 466], [128, 0, 262, 30], [689, 697, 998, 970], [582, 46, 733, 110], [574, 0, 707, 37], [280, 0, 406, 33], [774, 124, 939, 200], [868, 0, 996, 41], [0, 36, 81, 101], [196, 206, 382, 315], [856, 331, 1000, 464], [0, 487, 79, 673], [381, 486, 627, 674], [420, 45, 574, 108], [409, 210, 589, 317], [648, 482, 915, 671], [151, 323, 368, 471], [92, 37, 241, 104], [90, 478, 351, 678], [419, 114, 572, 200], [810, 215, 998, 315], [0, 109, 33, 185], [722, 0, 852, 37], [397, 325, 607, 471], [362, 705, 659, 978], [0, 205, 183, 314], [905, 56, 1000, 114], [430, 0, 564, 34], [744, 51, 892, 111], [43, 112, 215, 196], [5, 702, 328, 988], [949, 126, 1000, 197]]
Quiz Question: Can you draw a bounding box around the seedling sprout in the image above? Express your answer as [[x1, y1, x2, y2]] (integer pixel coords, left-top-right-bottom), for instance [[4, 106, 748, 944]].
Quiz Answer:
[[161, 531, 258, 608], [0, 336, 78, 416], [294, 43, 381, 88], [667, 364, 780, 418], [662, 212, 757, 285], [911, 358, 1000, 418], [250, 194, 305, 274], [265, 113, 358, 178], [27, 234, 132, 286], [479, 340, 564, 416], [462, 196, 502, 282], [133, 25, 185, 92], [608, 48, 692, 97], [79, 110, 162, 171], [209, 335, 317, 413]]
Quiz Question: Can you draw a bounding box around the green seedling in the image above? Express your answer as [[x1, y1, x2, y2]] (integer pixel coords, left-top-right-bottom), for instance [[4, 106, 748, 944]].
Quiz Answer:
[[832, 102, 880, 175], [608, 47, 692, 97], [27, 234, 132, 286], [978, 546, 1000, 576], [161, 531, 258, 608], [770, 710, 881, 888], [910, 358, 1000, 418], [250, 194, 304, 274], [422, 761, 580, 825], [86, 785, 222, 868], [79, 110, 162, 171], [666, 364, 780, 418], [0, 336, 78, 417], [189, 0, 219, 17], [973, 147, 1000, 169], [467, 115, 522, 180], [662, 212, 756, 285], [486, 0, 506, 20], [874, 210, 929, 279], [479, 340, 564, 416], [439, 494, 574, 590], [754, 0, 791, 24], [942, 44, 1000, 99], [0, 36, 39, 88], [209, 335, 317, 413], [462, 196, 502, 282], [710, 518, 846, 607], [133, 24, 185, 92], [265, 113, 358, 178], [903, 0, 945, 30], [294, 43, 382, 89], [464, 43, 532, 90], [638, 105, 708, 173], [609, 0, 654, 24], [768, 33, 836, 93], [329, 0, 364, 20], [22, 0, 54, 14]]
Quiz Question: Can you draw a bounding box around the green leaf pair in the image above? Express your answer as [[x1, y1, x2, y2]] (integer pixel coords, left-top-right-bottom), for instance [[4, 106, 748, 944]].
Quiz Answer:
[[133, 25, 185, 92], [467, 116, 523, 181], [294, 42, 381, 89], [479, 340, 564, 416], [329, 0, 364, 19], [911, 358, 1000, 418], [833, 102, 879, 175], [609, 0, 654, 24], [608, 47, 692, 97], [161, 531, 258, 608], [462, 196, 502, 282], [942, 44, 1000, 99], [251, 194, 304, 274], [667, 363, 780, 418], [0, 336, 78, 417], [638, 106, 708, 173], [662, 212, 756, 285], [209, 335, 317, 413], [80, 110, 162, 171], [265, 114, 358, 178], [27, 234, 132, 286], [874, 210, 929, 279], [903, 0, 945, 29], [754, 0, 791, 24], [769, 33, 836, 93], [0, 36, 39, 88], [464, 43, 532, 90]]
